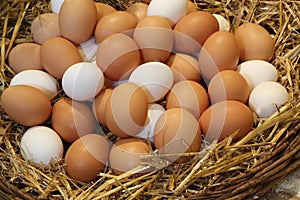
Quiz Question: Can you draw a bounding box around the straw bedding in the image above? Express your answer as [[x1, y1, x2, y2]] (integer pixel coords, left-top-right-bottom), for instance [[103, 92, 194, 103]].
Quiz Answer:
[[0, 0, 299, 199]]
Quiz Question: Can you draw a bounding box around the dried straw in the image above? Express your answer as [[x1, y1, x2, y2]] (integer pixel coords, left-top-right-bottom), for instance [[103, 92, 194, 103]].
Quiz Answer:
[[0, 0, 300, 199]]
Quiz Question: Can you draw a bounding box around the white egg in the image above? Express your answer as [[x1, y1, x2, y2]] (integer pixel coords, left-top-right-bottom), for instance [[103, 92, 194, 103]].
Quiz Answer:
[[212, 14, 230, 31], [9, 69, 58, 98], [135, 103, 165, 143], [128, 62, 174, 103], [147, 0, 187, 25], [50, 0, 65, 13], [237, 60, 278, 90], [62, 62, 104, 101], [77, 37, 99, 62], [249, 81, 289, 118], [20, 126, 64, 165]]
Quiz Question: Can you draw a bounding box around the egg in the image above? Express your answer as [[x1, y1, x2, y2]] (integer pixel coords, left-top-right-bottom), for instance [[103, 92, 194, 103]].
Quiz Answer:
[[31, 13, 61, 44], [147, 0, 187, 26], [154, 108, 201, 163], [8, 43, 43, 73], [94, 2, 116, 21], [212, 14, 230, 31], [208, 70, 250, 104], [20, 126, 64, 165], [198, 31, 239, 80], [94, 11, 137, 43], [174, 11, 219, 54], [59, 0, 97, 44], [128, 62, 174, 103], [109, 137, 151, 175], [77, 37, 99, 62], [133, 16, 173, 62], [65, 134, 110, 182], [105, 82, 148, 138], [166, 80, 209, 119], [62, 62, 104, 101], [96, 33, 140, 81], [237, 60, 278, 90], [199, 100, 254, 142], [40, 37, 83, 79], [52, 97, 96, 143], [50, 0, 64, 13], [93, 88, 113, 126], [187, 1, 197, 13], [234, 23, 275, 61], [166, 53, 201, 83], [248, 81, 289, 118], [126, 2, 148, 22], [135, 103, 166, 143], [9, 69, 58, 98], [1, 85, 52, 126]]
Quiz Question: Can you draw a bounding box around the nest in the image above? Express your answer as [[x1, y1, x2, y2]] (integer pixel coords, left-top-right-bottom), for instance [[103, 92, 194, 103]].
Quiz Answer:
[[0, 0, 300, 199]]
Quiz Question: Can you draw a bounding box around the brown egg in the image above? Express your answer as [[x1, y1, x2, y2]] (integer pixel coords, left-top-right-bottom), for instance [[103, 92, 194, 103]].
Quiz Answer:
[[166, 80, 209, 119], [8, 43, 43, 73], [65, 134, 110, 182], [141, 0, 151, 3], [154, 108, 201, 164], [166, 53, 201, 83], [52, 97, 96, 143], [133, 16, 173, 62], [126, 2, 148, 22], [59, 0, 97, 44], [234, 23, 275, 61], [199, 100, 253, 142], [40, 37, 83, 79], [31, 13, 60, 44], [94, 11, 137, 43], [105, 82, 148, 138], [109, 137, 150, 175], [96, 33, 140, 81], [174, 11, 219, 54], [187, 1, 198, 13], [208, 70, 250, 104], [92, 88, 113, 126], [199, 31, 239, 80], [1, 85, 51, 126], [95, 2, 116, 21]]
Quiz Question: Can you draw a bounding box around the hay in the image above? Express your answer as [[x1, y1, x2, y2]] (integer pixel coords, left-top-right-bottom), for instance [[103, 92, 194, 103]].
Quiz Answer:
[[0, 0, 300, 199]]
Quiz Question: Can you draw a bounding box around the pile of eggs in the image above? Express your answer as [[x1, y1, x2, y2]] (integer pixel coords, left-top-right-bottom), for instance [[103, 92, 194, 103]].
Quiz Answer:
[[1, 0, 289, 182]]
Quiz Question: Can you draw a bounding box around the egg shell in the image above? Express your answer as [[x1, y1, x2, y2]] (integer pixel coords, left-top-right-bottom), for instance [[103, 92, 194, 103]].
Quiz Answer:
[[20, 126, 64, 165], [199, 100, 254, 142], [234, 23, 275, 61], [105, 82, 148, 138], [9, 69, 58, 98], [93, 88, 113, 126], [208, 70, 250, 104], [65, 134, 110, 182], [8, 43, 43, 73], [31, 13, 61, 44], [126, 2, 148, 22], [237, 60, 278, 90], [95, 2, 116, 21], [59, 0, 97, 44], [133, 16, 173, 62], [50, 0, 64, 13], [248, 81, 289, 118], [96, 33, 140, 81], [166, 53, 201, 83], [62, 62, 104, 101], [174, 11, 219, 54], [198, 31, 239, 80], [77, 37, 99, 62], [52, 97, 96, 143], [187, 1, 197, 13], [128, 62, 174, 103], [166, 80, 209, 119], [154, 108, 202, 164], [1, 85, 52, 126], [40, 37, 83, 79], [141, 0, 151, 3], [147, 0, 187, 26], [212, 14, 230, 31]]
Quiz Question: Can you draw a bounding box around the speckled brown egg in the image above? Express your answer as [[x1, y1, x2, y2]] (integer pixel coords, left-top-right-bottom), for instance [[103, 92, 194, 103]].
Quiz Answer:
[[64, 134, 110, 182], [1, 85, 52, 126]]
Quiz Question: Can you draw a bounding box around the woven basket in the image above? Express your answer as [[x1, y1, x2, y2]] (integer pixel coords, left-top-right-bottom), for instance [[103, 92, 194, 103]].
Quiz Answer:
[[0, 0, 300, 199]]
